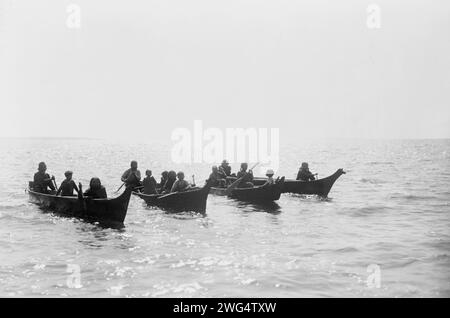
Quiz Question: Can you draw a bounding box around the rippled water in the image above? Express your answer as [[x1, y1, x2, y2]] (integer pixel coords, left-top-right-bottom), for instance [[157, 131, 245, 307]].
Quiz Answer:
[[0, 138, 449, 297]]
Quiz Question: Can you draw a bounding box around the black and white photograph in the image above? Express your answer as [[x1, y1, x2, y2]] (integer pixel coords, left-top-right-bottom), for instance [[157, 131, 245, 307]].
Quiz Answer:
[[0, 0, 449, 303]]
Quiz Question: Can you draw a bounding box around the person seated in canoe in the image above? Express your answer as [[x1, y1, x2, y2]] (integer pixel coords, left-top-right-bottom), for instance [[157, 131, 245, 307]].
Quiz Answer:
[[208, 166, 226, 187], [219, 160, 232, 177], [142, 169, 157, 195], [83, 177, 107, 199], [170, 171, 191, 193], [121, 160, 141, 188], [236, 163, 254, 188], [159, 171, 168, 190], [296, 162, 316, 181], [161, 170, 177, 194], [262, 169, 275, 186], [33, 162, 56, 193], [56, 170, 80, 196]]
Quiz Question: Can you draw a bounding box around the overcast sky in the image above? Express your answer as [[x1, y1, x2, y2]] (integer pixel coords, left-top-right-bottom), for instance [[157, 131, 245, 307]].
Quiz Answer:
[[1, 0, 449, 141]]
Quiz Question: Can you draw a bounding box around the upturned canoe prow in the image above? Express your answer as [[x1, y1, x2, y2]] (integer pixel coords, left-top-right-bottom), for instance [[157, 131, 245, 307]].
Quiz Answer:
[[27, 185, 133, 224], [280, 168, 346, 197]]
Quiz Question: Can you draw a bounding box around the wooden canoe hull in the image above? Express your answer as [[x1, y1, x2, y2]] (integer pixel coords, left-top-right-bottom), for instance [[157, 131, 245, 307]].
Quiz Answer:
[[246, 169, 345, 197], [133, 185, 210, 213], [27, 187, 132, 224], [211, 179, 284, 203]]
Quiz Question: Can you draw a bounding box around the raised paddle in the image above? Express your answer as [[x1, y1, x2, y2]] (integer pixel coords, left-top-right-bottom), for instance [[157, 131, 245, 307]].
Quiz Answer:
[[225, 162, 259, 196]]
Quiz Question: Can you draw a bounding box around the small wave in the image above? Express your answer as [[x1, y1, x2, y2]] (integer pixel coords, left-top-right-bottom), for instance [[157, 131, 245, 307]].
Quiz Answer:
[[350, 205, 392, 216], [433, 254, 450, 261], [390, 194, 439, 201], [334, 247, 359, 253], [382, 258, 421, 269], [367, 161, 395, 165], [359, 178, 385, 184]]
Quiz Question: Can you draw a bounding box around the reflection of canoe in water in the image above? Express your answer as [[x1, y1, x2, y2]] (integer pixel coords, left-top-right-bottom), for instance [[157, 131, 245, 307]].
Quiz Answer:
[[133, 183, 211, 213], [211, 178, 284, 203], [27, 183, 132, 224], [251, 169, 345, 197]]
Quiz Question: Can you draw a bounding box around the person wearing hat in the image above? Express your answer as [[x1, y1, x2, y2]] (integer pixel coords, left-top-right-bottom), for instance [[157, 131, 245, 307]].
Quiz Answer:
[[219, 160, 232, 177], [121, 160, 141, 188], [33, 162, 55, 193], [296, 162, 316, 181], [170, 171, 191, 193], [56, 170, 80, 196], [264, 169, 276, 186], [142, 170, 157, 195]]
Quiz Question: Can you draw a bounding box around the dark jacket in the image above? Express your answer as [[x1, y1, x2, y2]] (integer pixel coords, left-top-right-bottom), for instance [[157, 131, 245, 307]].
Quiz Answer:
[[236, 170, 254, 188], [296, 169, 315, 181], [208, 172, 223, 187], [121, 168, 141, 187], [143, 176, 157, 194], [83, 186, 107, 199], [219, 165, 232, 176], [162, 177, 176, 193], [33, 171, 55, 193]]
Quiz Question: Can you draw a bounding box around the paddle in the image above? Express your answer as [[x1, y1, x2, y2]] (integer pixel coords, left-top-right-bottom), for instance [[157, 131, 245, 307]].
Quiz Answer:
[[115, 171, 139, 193], [115, 182, 125, 194], [158, 174, 196, 199], [52, 176, 58, 192], [225, 162, 259, 196], [78, 182, 87, 211], [192, 175, 196, 187]]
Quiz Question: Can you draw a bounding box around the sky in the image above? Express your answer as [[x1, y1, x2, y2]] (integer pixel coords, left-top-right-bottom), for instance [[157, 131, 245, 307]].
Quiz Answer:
[[0, 0, 449, 141]]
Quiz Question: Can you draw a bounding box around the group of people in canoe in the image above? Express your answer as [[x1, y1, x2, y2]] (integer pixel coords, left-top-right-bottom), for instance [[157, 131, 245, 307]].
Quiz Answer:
[[32, 162, 107, 198], [32, 160, 318, 197], [120, 161, 193, 195]]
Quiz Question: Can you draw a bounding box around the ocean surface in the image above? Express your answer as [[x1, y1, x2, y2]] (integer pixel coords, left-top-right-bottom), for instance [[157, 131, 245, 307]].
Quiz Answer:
[[0, 138, 449, 297]]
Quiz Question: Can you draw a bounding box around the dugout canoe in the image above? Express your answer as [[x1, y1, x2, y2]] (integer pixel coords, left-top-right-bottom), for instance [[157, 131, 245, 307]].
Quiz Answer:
[[27, 182, 132, 224], [228, 169, 345, 197], [210, 177, 285, 203], [133, 181, 212, 213], [273, 168, 345, 197]]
